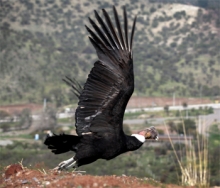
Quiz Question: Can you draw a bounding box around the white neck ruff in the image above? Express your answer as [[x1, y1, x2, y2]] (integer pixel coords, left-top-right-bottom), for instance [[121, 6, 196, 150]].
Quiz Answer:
[[131, 134, 145, 143]]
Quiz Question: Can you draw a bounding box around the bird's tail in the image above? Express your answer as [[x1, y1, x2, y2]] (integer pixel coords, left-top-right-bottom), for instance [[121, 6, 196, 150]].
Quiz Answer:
[[44, 133, 80, 154]]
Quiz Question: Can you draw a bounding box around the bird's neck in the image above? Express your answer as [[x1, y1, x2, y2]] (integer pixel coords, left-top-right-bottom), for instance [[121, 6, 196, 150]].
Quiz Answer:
[[125, 134, 144, 151]]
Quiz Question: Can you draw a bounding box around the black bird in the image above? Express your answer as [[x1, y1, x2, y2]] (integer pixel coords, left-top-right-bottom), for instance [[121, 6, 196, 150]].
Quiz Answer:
[[44, 6, 158, 171]]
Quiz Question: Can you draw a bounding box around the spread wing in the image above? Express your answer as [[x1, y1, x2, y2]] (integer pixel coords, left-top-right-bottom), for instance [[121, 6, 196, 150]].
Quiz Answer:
[[67, 6, 137, 136]]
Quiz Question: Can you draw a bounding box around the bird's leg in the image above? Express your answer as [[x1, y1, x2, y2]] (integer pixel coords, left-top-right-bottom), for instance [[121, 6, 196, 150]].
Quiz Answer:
[[53, 157, 77, 171]]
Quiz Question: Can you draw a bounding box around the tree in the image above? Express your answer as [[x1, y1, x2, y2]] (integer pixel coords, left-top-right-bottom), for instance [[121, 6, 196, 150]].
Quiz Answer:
[[1, 123, 11, 132], [177, 119, 196, 136], [17, 108, 32, 129], [198, 0, 208, 8], [0, 110, 10, 119], [208, 124, 220, 186], [164, 105, 169, 116], [150, 7, 156, 13], [182, 102, 188, 118], [168, 121, 176, 133]]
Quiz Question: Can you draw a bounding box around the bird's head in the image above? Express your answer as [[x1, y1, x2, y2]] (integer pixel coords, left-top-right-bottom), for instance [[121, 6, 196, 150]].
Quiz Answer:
[[138, 126, 159, 141]]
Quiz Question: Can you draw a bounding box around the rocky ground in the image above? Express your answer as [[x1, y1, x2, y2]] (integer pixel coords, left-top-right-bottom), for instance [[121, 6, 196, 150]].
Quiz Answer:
[[0, 164, 192, 188]]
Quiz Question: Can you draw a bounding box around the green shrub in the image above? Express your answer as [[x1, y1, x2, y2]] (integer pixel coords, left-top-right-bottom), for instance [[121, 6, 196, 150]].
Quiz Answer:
[[150, 7, 156, 13]]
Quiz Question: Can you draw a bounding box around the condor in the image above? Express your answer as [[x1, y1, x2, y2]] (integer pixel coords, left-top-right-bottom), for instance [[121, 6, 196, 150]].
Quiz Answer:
[[44, 6, 158, 171]]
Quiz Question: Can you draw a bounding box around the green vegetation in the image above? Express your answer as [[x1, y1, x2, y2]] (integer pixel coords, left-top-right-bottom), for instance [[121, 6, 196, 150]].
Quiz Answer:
[[166, 122, 208, 187], [0, 122, 20, 132], [208, 124, 220, 186], [124, 110, 150, 119], [1, 105, 212, 133], [0, 108, 32, 132], [126, 106, 213, 120], [0, 0, 220, 106], [57, 117, 74, 124], [0, 101, 219, 186], [1, 121, 219, 186]]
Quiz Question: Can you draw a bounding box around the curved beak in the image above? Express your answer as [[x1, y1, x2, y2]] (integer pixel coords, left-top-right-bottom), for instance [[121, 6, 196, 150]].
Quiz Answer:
[[139, 126, 159, 141]]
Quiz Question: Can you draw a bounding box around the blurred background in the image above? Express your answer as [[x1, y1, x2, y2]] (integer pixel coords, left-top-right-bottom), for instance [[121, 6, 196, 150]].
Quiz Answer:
[[0, 0, 219, 186]]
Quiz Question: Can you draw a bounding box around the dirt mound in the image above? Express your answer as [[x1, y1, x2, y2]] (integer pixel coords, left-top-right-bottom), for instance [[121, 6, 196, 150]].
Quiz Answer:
[[0, 164, 189, 188]]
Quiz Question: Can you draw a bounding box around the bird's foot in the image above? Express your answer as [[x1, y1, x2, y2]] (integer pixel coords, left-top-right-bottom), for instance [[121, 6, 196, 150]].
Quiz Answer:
[[53, 157, 76, 171]]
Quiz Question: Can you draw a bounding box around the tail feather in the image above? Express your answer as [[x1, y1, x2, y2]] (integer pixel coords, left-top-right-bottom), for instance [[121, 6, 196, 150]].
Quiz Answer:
[[44, 134, 80, 154]]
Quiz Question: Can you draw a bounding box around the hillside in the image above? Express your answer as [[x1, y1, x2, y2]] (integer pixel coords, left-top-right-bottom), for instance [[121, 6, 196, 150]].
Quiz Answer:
[[0, 0, 220, 106], [1, 164, 188, 188]]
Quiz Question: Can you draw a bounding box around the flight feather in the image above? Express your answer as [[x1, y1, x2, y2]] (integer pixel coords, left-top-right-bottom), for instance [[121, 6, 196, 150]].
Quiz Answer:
[[74, 6, 136, 136]]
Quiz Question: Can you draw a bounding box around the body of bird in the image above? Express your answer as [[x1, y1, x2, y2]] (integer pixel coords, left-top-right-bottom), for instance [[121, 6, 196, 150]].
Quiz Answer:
[[44, 6, 158, 170]]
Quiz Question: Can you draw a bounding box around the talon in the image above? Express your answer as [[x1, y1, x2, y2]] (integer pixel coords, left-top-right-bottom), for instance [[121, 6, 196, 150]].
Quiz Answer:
[[54, 157, 76, 171]]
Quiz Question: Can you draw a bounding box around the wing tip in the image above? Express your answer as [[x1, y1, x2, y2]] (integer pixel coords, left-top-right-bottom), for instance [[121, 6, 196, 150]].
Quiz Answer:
[[87, 6, 137, 56]]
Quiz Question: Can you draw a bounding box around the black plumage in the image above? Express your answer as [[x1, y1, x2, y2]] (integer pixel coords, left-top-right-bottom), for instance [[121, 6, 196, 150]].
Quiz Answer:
[[44, 6, 158, 170]]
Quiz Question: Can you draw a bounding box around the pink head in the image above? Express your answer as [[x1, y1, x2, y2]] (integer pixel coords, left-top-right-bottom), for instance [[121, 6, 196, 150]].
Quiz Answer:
[[138, 126, 159, 140]]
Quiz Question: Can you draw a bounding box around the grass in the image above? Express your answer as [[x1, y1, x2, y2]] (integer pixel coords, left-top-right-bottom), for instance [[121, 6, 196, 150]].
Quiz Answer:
[[0, 122, 19, 128], [57, 117, 74, 123], [164, 115, 209, 187], [124, 107, 213, 121], [0, 133, 34, 139], [124, 111, 148, 119], [18, 134, 34, 139]]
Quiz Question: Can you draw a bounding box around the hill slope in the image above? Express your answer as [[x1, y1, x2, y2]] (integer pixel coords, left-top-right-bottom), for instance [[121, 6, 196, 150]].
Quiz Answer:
[[0, 163, 189, 188], [0, 0, 220, 105]]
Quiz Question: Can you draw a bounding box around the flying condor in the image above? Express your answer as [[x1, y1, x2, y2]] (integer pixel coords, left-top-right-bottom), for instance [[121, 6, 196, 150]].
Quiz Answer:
[[44, 6, 158, 170]]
